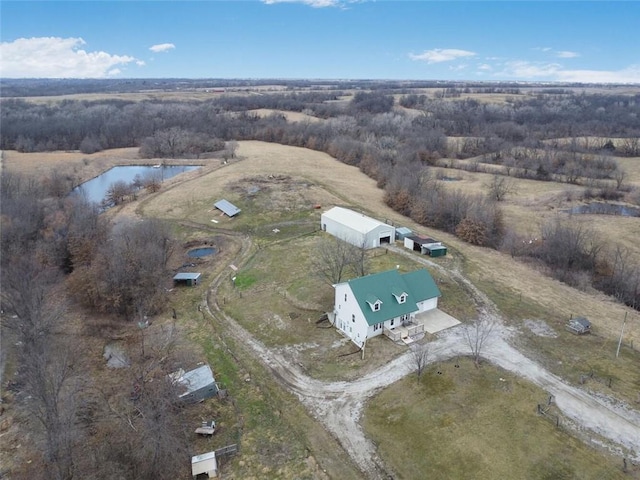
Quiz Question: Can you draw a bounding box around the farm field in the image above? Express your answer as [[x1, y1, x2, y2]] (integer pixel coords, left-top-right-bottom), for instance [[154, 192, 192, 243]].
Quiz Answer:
[[3, 121, 640, 477]]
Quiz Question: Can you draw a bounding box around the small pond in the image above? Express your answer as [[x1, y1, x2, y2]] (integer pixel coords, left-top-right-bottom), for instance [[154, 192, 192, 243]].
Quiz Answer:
[[565, 202, 640, 217], [72, 165, 201, 205], [187, 247, 218, 258]]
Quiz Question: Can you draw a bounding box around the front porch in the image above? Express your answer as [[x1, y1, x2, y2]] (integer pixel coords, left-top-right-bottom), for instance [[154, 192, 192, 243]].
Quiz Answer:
[[383, 308, 460, 344], [383, 320, 424, 343]]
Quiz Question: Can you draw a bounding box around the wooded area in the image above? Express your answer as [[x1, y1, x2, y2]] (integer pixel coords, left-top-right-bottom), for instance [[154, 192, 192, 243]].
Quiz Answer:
[[1, 79, 640, 478]]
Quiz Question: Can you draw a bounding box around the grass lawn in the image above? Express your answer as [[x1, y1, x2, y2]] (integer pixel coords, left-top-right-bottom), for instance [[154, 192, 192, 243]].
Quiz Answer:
[[363, 357, 631, 480], [217, 232, 477, 381]]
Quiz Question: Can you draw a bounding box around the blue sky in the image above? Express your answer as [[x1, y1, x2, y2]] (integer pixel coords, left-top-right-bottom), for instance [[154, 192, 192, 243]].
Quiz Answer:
[[1, 1, 639, 82]]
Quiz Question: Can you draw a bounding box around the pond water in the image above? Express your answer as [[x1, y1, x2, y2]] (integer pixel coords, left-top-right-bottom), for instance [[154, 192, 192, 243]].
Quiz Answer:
[[72, 165, 201, 205], [187, 247, 218, 258], [566, 202, 640, 217]]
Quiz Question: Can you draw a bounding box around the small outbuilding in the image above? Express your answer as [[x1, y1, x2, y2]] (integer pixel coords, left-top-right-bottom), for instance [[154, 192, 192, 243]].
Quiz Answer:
[[172, 364, 218, 404], [404, 235, 446, 256], [173, 272, 202, 287], [566, 316, 591, 335], [191, 451, 217, 479], [320, 206, 395, 249], [214, 199, 241, 217], [395, 227, 413, 241]]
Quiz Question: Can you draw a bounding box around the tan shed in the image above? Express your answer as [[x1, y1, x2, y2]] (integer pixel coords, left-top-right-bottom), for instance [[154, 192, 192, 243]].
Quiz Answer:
[[192, 451, 217, 478]]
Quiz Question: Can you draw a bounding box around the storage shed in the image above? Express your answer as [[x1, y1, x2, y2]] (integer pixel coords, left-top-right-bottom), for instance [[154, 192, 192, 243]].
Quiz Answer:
[[214, 199, 241, 217], [173, 272, 202, 286], [426, 245, 447, 257], [320, 207, 395, 249], [404, 235, 445, 256], [395, 227, 413, 241], [191, 451, 217, 479], [172, 364, 218, 404], [566, 317, 591, 335]]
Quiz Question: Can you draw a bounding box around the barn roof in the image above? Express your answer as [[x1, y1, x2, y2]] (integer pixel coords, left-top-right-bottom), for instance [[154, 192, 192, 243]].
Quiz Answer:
[[215, 199, 241, 217], [321, 206, 389, 233]]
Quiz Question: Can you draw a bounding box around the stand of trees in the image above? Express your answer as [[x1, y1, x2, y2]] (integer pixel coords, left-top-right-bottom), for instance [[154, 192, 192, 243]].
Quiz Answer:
[[1, 172, 187, 479], [1, 83, 639, 313]]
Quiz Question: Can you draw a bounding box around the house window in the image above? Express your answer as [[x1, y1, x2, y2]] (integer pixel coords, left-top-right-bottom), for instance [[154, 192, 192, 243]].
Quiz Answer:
[[399, 294, 406, 303], [373, 303, 380, 311], [345, 294, 347, 302], [352, 314, 355, 323], [391, 318, 395, 326]]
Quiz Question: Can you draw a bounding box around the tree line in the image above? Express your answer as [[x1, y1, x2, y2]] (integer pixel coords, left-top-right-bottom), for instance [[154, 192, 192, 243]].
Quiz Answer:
[[1, 172, 192, 479], [1, 87, 639, 309]]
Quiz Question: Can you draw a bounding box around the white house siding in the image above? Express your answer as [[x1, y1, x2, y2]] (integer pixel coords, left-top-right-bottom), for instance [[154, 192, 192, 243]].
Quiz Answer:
[[334, 284, 369, 347], [416, 297, 438, 313]]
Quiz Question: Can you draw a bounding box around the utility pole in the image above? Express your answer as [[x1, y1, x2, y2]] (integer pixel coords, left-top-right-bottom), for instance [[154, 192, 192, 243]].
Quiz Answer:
[[616, 312, 627, 358]]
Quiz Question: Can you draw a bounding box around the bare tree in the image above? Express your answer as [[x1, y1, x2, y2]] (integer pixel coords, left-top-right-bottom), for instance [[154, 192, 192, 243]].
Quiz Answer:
[[1, 258, 81, 480], [312, 236, 360, 285], [227, 139, 238, 158], [614, 168, 627, 190], [411, 342, 431, 380], [485, 174, 515, 201], [464, 315, 495, 368], [349, 239, 370, 278]]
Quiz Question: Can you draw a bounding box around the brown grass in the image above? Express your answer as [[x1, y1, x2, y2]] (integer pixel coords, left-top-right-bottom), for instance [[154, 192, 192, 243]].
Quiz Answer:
[[364, 358, 633, 480], [4, 139, 640, 478]]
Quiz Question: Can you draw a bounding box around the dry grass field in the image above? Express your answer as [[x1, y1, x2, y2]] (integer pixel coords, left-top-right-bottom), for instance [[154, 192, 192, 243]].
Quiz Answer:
[[3, 137, 640, 479], [364, 358, 632, 480]]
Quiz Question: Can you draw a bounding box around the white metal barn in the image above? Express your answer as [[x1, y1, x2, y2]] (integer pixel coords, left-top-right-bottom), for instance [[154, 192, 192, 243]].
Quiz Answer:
[[320, 207, 395, 249]]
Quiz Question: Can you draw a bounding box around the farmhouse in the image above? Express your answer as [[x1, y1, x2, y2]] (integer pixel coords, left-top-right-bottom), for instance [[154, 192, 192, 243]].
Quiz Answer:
[[320, 206, 395, 249], [404, 234, 447, 257], [171, 364, 218, 404], [331, 269, 441, 348]]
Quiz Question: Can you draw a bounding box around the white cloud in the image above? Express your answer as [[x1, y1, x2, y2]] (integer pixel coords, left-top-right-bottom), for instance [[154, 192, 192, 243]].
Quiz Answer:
[[149, 43, 175, 53], [0, 37, 140, 78], [555, 65, 640, 83], [263, 0, 340, 7], [409, 49, 476, 64], [478, 63, 492, 71], [556, 50, 580, 59], [498, 61, 563, 78], [495, 60, 640, 83]]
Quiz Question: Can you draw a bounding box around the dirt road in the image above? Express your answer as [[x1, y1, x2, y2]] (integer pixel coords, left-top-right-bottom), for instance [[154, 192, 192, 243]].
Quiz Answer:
[[206, 243, 640, 479]]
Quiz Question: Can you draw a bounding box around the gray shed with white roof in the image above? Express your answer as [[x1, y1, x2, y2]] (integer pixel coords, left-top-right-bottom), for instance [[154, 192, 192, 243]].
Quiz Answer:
[[214, 199, 241, 217], [172, 364, 218, 404], [320, 206, 395, 249]]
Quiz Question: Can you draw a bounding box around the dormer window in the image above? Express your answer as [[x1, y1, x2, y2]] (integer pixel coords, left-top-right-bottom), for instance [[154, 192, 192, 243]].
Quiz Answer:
[[366, 294, 382, 312], [392, 287, 408, 304]]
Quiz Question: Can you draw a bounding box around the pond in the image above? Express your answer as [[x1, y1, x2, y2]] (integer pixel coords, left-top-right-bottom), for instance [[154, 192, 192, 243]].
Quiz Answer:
[[72, 164, 201, 205], [187, 247, 218, 258], [566, 202, 640, 217]]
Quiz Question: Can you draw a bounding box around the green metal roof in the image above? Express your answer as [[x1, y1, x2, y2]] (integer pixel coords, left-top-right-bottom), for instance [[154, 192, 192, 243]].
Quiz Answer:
[[347, 269, 441, 326], [402, 269, 441, 302]]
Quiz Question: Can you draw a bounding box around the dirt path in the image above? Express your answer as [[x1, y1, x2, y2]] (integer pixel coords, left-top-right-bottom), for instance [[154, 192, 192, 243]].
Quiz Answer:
[[123, 141, 640, 477], [202, 243, 640, 480]]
